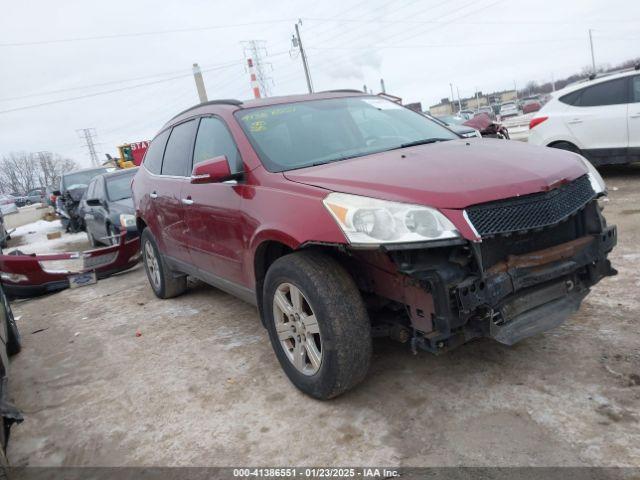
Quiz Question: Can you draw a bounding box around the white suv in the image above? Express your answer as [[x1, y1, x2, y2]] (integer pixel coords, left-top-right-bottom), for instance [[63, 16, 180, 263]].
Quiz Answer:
[[528, 69, 640, 166]]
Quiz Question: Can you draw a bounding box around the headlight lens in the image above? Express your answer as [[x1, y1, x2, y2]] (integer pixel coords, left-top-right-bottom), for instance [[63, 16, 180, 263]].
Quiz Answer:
[[119, 214, 136, 229], [323, 193, 459, 245], [579, 156, 606, 195]]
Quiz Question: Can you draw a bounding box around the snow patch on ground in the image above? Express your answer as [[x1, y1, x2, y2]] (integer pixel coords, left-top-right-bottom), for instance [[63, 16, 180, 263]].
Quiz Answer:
[[4, 219, 87, 255]]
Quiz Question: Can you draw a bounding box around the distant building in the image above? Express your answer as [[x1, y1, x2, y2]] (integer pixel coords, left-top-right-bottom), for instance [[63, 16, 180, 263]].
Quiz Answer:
[[429, 98, 455, 116]]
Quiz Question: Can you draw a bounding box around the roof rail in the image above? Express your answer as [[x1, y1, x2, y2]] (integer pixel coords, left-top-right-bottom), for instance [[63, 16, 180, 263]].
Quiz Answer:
[[167, 99, 243, 123], [319, 89, 364, 94]]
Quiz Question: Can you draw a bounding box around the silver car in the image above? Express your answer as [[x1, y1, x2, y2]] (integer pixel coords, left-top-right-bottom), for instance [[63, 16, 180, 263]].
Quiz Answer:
[[500, 101, 520, 118]]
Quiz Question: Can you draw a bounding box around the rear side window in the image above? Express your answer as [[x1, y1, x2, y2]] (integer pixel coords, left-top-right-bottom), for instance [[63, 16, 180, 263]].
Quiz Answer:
[[144, 129, 170, 175], [633, 76, 640, 103], [193, 117, 242, 174], [562, 78, 629, 107], [559, 90, 582, 106], [162, 120, 198, 177]]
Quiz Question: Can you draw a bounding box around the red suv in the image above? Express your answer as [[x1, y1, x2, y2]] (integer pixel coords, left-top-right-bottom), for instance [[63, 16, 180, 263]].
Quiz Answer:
[[133, 91, 616, 399]]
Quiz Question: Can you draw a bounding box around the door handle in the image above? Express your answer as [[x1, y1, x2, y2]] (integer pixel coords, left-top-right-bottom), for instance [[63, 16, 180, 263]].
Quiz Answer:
[[150, 192, 158, 199], [181, 198, 194, 206], [630, 113, 640, 118], [567, 118, 583, 124]]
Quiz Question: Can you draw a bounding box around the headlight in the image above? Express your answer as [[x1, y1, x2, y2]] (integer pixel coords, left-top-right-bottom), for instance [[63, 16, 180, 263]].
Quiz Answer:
[[119, 214, 136, 229], [323, 193, 459, 245], [579, 156, 606, 195]]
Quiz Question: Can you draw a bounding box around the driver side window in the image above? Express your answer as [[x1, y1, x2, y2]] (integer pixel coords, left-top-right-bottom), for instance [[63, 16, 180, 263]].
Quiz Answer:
[[193, 117, 243, 174]]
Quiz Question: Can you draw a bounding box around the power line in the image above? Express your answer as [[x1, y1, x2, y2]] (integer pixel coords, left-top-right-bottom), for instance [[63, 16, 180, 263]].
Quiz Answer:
[[0, 19, 295, 47], [0, 62, 234, 102], [0, 62, 244, 115], [303, 16, 640, 26]]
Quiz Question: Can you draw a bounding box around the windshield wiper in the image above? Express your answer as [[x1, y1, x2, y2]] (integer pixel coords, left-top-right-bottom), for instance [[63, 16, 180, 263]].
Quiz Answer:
[[399, 138, 451, 149]]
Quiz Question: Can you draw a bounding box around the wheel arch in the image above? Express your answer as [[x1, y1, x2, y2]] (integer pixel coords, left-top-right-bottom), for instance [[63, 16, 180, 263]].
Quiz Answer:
[[252, 237, 349, 326]]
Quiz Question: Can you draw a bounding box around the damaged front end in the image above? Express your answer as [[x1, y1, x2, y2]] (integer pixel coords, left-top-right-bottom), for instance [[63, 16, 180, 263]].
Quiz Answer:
[[0, 233, 141, 298], [348, 174, 617, 353]]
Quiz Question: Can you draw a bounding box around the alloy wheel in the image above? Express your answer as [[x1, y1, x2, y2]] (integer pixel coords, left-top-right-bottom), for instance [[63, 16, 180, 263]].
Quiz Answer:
[[144, 241, 161, 290], [272, 283, 322, 376]]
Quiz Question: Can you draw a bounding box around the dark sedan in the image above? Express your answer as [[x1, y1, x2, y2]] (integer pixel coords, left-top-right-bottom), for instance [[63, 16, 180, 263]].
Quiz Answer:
[[83, 168, 138, 246]]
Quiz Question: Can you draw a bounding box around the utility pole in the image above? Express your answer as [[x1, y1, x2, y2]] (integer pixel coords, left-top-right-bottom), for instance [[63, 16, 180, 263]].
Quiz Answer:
[[449, 83, 455, 114], [588, 29, 596, 75], [456, 86, 462, 112], [77, 128, 99, 167], [192, 63, 208, 103], [242, 40, 272, 97], [475, 87, 479, 110], [292, 20, 313, 93]]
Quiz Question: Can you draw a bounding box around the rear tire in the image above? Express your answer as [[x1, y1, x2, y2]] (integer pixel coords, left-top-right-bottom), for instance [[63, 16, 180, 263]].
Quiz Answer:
[[141, 229, 187, 299], [263, 251, 372, 400]]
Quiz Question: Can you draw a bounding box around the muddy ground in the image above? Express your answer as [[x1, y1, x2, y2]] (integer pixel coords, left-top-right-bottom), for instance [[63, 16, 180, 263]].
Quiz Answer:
[[6, 166, 640, 467]]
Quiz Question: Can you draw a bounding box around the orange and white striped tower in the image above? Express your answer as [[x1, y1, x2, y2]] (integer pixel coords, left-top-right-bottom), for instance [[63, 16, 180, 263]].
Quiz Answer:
[[247, 58, 261, 99]]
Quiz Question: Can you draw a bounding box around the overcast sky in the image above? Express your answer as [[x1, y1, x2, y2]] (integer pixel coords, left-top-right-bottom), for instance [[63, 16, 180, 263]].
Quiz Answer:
[[1, 0, 638, 168]]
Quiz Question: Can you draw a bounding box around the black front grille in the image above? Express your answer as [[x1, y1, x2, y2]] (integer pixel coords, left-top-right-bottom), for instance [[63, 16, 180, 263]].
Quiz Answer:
[[466, 174, 595, 237]]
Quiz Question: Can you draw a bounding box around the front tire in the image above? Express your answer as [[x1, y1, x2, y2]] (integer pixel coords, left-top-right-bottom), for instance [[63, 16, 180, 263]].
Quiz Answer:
[[141, 229, 187, 299], [263, 251, 372, 400]]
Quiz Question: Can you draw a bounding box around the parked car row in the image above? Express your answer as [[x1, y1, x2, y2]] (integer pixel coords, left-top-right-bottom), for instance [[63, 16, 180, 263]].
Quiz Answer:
[[131, 91, 616, 400]]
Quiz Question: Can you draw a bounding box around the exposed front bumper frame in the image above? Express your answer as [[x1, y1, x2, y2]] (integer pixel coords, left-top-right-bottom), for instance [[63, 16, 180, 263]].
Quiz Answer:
[[0, 233, 141, 298]]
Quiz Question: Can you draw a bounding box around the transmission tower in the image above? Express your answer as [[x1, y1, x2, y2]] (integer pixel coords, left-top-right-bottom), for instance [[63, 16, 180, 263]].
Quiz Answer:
[[76, 128, 100, 167], [242, 40, 273, 97]]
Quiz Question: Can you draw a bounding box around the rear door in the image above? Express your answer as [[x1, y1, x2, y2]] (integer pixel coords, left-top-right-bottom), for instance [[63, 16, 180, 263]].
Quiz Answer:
[[155, 119, 199, 265], [628, 75, 640, 162], [183, 116, 245, 285], [564, 77, 629, 164]]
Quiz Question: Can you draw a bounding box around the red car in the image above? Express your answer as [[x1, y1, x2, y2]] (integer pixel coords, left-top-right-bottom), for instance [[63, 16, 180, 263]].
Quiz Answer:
[[133, 92, 616, 399]]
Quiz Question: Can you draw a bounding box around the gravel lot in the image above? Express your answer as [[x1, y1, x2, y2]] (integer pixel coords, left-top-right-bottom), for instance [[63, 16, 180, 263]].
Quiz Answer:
[[5, 166, 640, 467]]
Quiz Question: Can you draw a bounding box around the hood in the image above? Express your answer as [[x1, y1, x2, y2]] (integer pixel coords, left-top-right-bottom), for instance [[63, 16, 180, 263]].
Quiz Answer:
[[283, 138, 587, 209]]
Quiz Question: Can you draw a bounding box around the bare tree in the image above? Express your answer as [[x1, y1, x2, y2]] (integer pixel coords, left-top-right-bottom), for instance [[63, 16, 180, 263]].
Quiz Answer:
[[0, 151, 78, 194]]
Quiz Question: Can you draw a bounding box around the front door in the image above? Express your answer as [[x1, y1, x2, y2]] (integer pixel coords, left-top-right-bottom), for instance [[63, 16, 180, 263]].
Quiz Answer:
[[183, 116, 245, 285]]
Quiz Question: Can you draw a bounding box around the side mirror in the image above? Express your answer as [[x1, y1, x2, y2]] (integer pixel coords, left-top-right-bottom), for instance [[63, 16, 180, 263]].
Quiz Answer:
[[190, 156, 240, 184], [86, 198, 102, 207]]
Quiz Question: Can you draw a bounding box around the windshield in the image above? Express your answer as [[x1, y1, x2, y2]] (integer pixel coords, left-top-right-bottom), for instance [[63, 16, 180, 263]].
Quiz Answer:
[[62, 168, 109, 191], [235, 96, 459, 172], [106, 171, 136, 201]]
